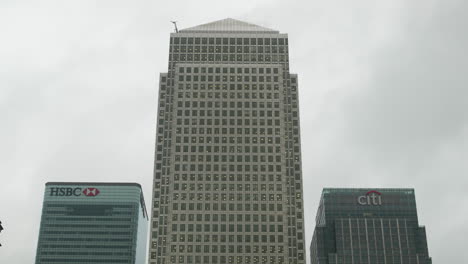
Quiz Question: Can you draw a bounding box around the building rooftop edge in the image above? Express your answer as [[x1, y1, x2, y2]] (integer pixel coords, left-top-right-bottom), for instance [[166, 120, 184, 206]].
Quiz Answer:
[[170, 32, 286, 36], [46, 182, 143, 189], [175, 31, 281, 34], [322, 187, 415, 191], [46, 182, 149, 219]]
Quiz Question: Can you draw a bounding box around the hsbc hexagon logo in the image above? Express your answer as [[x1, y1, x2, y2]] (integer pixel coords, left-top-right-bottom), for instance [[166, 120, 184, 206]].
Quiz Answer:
[[82, 188, 100, 197], [357, 190, 382, 205], [50, 187, 101, 197]]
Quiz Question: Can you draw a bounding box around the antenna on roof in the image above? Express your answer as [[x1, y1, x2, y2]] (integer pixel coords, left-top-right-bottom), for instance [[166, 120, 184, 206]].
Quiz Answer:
[[171, 21, 179, 33]]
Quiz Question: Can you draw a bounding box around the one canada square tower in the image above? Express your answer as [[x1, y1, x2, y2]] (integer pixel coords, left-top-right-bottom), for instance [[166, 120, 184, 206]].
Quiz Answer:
[[148, 18, 306, 264]]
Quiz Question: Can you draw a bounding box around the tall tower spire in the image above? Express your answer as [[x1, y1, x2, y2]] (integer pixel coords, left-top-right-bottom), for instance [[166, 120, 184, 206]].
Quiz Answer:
[[148, 18, 306, 264]]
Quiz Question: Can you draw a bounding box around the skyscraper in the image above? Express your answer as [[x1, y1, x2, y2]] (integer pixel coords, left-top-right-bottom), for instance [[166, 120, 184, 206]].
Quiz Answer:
[[310, 188, 432, 264], [148, 18, 305, 264], [35, 182, 148, 264]]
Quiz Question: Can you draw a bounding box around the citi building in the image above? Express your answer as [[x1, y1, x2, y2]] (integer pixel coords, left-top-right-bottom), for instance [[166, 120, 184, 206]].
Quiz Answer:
[[310, 188, 432, 264], [35, 182, 148, 264]]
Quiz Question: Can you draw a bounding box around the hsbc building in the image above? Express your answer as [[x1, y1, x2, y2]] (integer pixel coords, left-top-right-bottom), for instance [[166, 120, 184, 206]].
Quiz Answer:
[[310, 188, 432, 264], [35, 182, 148, 264]]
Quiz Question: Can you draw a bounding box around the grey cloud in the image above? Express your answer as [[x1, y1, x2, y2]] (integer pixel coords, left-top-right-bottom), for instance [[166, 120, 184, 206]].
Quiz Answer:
[[1, 0, 467, 263], [300, 0, 468, 262]]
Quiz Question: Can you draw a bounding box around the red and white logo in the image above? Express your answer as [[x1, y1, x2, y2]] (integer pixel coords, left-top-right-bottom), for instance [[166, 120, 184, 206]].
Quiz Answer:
[[82, 188, 100, 197], [358, 190, 382, 205]]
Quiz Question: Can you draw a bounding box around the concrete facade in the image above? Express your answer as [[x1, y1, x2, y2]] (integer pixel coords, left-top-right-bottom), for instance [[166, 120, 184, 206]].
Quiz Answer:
[[148, 18, 305, 264]]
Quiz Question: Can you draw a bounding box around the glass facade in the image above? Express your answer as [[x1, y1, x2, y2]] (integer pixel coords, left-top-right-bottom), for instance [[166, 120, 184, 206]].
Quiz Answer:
[[148, 18, 306, 264], [310, 188, 432, 264], [35, 182, 148, 264]]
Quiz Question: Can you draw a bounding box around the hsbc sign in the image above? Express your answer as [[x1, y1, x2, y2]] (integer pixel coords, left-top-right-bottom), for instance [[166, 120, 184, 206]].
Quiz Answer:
[[357, 190, 382, 205], [50, 187, 100, 197], [82, 188, 100, 196]]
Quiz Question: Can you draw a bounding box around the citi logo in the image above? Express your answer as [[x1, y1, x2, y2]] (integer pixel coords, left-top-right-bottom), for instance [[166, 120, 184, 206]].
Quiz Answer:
[[50, 187, 100, 197], [357, 190, 382, 205]]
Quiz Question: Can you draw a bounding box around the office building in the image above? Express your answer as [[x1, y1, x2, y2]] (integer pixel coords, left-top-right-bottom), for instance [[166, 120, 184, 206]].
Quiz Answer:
[[310, 188, 432, 264], [35, 182, 148, 264], [148, 18, 306, 264]]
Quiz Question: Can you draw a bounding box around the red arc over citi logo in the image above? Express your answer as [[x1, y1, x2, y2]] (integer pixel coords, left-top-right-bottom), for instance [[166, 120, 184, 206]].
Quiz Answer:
[[82, 188, 100, 197]]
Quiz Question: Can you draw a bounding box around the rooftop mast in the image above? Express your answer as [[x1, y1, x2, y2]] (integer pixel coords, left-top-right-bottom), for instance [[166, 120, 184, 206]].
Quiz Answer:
[[171, 21, 178, 33]]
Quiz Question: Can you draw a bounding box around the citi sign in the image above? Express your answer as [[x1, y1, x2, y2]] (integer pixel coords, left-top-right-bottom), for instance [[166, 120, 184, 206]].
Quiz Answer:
[[50, 187, 100, 197], [357, 190, 382, 205]]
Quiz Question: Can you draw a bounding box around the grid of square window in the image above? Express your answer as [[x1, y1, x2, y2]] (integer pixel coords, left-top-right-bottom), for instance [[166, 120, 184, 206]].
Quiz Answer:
[[169, 36, 288, 64], [163, 64, 287, 264], [149, 33, 305, 264]]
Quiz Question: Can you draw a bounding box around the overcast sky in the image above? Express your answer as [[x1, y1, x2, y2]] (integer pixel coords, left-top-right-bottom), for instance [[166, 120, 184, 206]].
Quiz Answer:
[[1, 0, 467, 263]]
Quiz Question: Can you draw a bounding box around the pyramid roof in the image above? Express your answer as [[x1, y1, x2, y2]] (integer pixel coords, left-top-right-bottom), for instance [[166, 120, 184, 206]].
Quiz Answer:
[[179, 18, 278, 33]]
